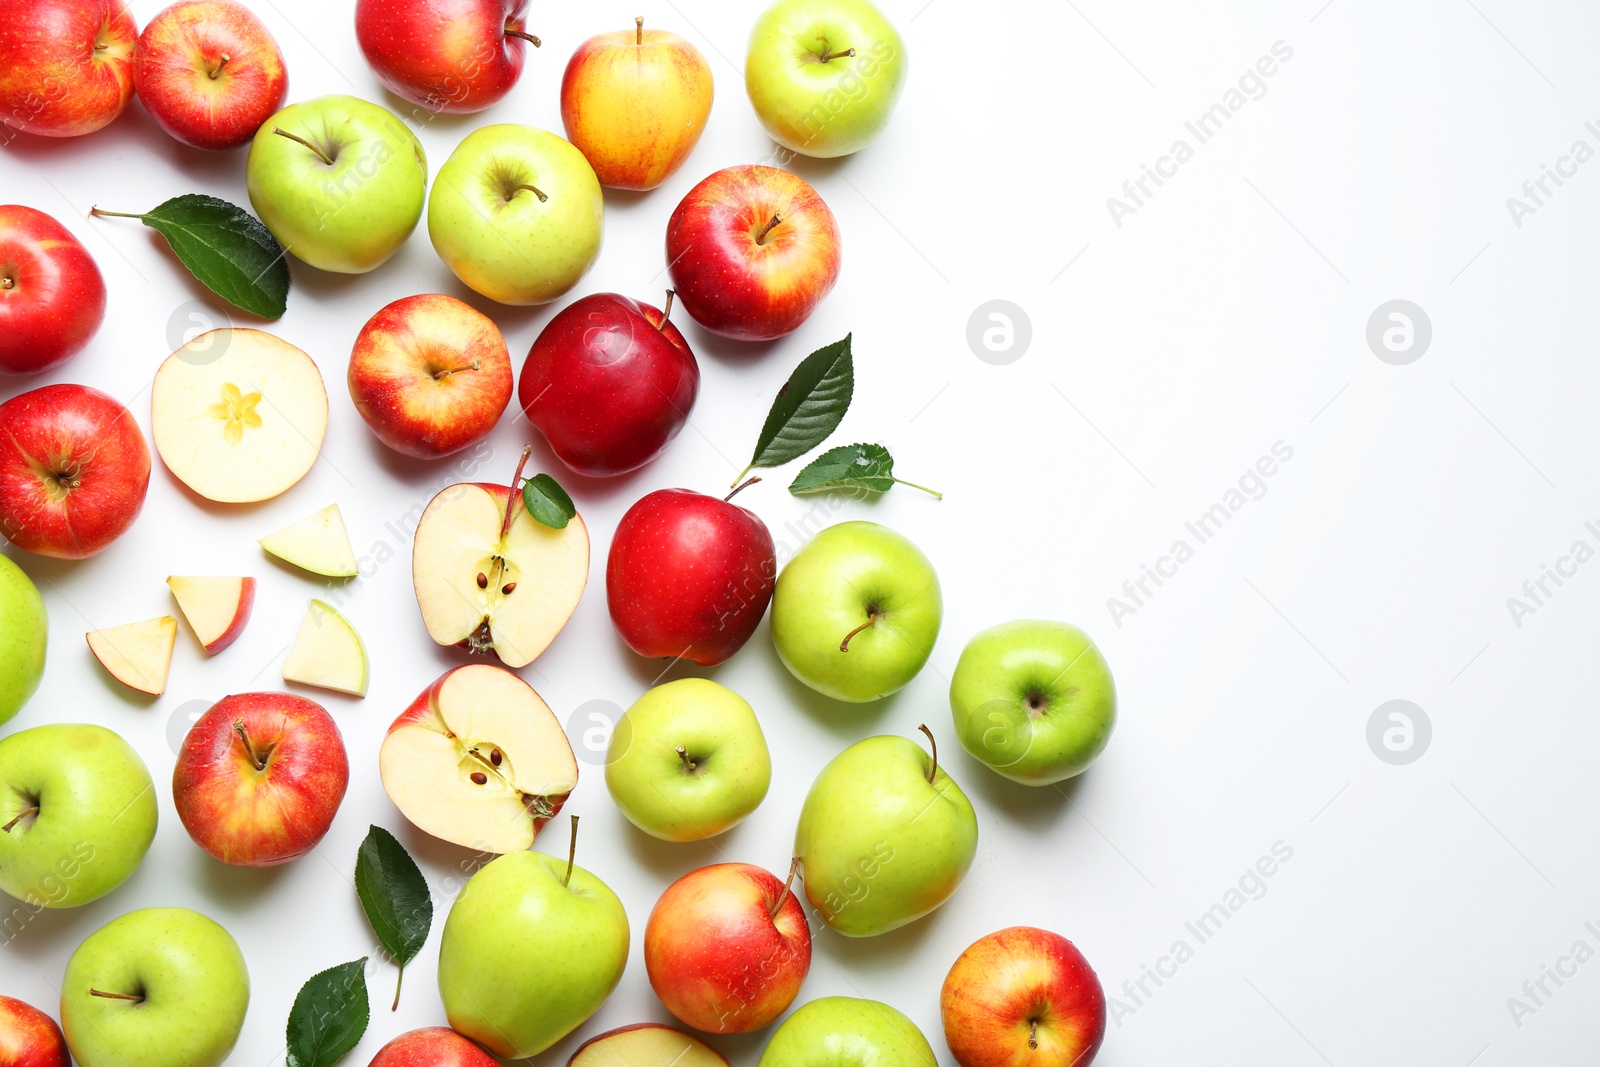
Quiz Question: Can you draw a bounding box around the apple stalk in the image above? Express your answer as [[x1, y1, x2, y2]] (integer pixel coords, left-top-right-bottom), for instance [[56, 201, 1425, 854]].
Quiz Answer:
[[917, 723, 938, 784], [564, 814, 579, 887], [769, 856, 802, 920]]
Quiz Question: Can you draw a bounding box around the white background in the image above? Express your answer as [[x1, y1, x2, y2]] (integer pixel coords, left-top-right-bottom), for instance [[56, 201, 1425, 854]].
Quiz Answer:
[[4, 1, 1599, 1064]]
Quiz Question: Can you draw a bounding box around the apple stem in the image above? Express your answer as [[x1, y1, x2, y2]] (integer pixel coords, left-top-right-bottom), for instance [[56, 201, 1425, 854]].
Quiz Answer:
[[724, 476, 761, 502], [432, 359, 482, 380], [0, 275, 12, 290], [676, 745, 696, 772], [1, 806, 38, 833], [754, 213, 784, 245], [635, 15, 644, 45], [271, 127, 335, 166], [392, 965, 404, 1011], [509, 183, 548, 203], [769, 857, 802, 920], [894, 477, 943, 499], [208, 53, 230, 79], [917, 723, 938, 783], [1028, 1019, 1039, 1050], [88, 990, 144, 1003], [88, 208, 148, 220], [657, 289, 675, 331], [505, 27, 542, 46], [233, 720, 267, 771], [839, 610, 879, 652], [820, 47, 856, 62], [500, 445, 533, 540], [563, 814, 579, 888]]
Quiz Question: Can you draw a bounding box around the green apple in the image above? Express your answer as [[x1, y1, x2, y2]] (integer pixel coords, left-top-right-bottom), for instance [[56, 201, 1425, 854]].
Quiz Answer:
[[950, 620, 1117, 785], [606, 678, 772, 842], [0, 724, 157, 908], [745, 0, 909, 158], [427, 124, 603, 305], [0, 553, 46, 725], [757, 996, 937, 1066], [60, 907, 249, 1067], [771, 520, 941, 703], [795, 730, 976, 937], [438, 842, 629, 1058], [246, 94, 427, 273]]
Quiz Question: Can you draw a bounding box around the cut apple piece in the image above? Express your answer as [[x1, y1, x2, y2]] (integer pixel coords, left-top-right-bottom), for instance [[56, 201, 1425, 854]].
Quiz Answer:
[[168, 575, 255, 654], [151, 328, 329, 503], [379, 664, 578, 853], [86, 616, 178, 696], [260, 504, 358, 577], [282, 599, 368, 697], [569, 1025, 730, 1067]]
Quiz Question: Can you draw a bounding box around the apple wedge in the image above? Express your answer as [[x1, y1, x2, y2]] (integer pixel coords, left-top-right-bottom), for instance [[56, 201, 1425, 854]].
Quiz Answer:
[[152, 328, 329, 503], [168, 575, 255, 654], [86, 616, 178, 696], [260, 504, 358, 577], [569, 1025, 729, 1067], [379, 664, 578, 853], [282, 599, 368, 697]]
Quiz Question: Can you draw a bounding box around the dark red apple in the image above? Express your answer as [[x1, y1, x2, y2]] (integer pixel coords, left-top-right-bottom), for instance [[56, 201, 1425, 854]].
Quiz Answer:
[[0, 205, 107, 374], [518, 291, 699, 478], [355, 0, 539, 114], [606, 486, 775, 666]]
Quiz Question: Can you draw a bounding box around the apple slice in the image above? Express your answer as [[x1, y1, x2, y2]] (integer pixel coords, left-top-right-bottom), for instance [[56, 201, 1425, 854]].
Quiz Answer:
[[379, 664, 578, 854], [151, 328, 329, 503], [260, 504, 358, 577], [412, 452, 588, 669], [86, 616, 178, 696], [168, 575, 255, 654], [282, 599, 368, 697], [569, 1025, 729, 1067]]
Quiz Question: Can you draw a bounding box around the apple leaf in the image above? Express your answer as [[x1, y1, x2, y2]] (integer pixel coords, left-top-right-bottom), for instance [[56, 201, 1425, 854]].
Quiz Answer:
[[737, 334, 854, 484], [285, 958, 369, 1067], [789, 443, 943, 499], [354, 825, 432, 1010], [522, 473, 576, 529], [91, 194, 289, 319]]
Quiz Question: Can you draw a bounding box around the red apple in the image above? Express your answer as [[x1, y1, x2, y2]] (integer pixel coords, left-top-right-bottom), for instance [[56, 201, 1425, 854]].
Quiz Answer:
[[172, 691, 350, 867], [0, 996, 69, 1067], [665, 165, 841, 342], [518, 292, 699, 477], [0, 384, 150, 559], [0, 0, 137, 138], [645, 862, 810, 1034], [941, 926, 1107, 1067], [606, 487, 776, 666], [354, 0, 538, 114], [368, 1027, 497, 1067], [349, 293, 512, 459], [0, 205, 107, 374], [133, 0, 288, 150]]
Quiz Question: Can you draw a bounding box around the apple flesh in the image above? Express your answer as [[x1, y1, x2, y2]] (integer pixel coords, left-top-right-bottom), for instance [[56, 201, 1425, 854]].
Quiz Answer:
[[518, 292, 699, 477], [86, 616, 177, 697], [356, 0, 538, 114], [0, 384, 150, 559], [133, 0, 288, 150], [941, 926, 1107, 1067], [0, 553, 47, 725], [259, 503, 358, 577], [368, 1027, 499, 1067], [569, 1024, 729, 1067], [167, 575, 254, 654], [380, 664, 578, 854], [0, 995, 69, 1067], [281, 599, 368, 697], [0, 205, 106, 374], [0, 0, 137, 137]]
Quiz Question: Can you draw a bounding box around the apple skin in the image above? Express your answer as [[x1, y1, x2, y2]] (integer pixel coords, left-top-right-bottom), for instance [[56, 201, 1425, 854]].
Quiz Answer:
[[757, 996, 937, 1066], [60, 907, 249, 1067], [350, 293, 513, 459], [745, 0, 908, 159], [518, 292, 699, 477], [0, 205, 107, 374], [172, 692, 350, 868], [606, 488, 776, 666], [0, 553, 47, 726], [133, 0, 287, 150], [645, 862, 810, 1033], [0, 384, 150, 559], [0, 0, 137, 138], [941, 927, 1107, 1067], [0, 996, 69, 1067], [367, 1026, 498, 1067], [356, 0, 535, 114], [950, 620, 1116, 786], [665, 165, 840, 341], [560, 21, 713, 191], [569, 1023, 730, 1066]]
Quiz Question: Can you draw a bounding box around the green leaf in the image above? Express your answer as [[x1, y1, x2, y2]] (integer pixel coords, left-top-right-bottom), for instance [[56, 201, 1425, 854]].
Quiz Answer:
[[789, 443, 943, 499], [354, 825, 432, 1010], [737, 334, 854, 484], [285, 959, 369, 1067], [522, 473, 576, 529], [93, 194, 289, 319]]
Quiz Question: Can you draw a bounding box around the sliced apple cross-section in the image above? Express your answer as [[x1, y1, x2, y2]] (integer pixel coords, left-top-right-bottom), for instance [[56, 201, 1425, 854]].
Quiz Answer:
[[168, 575, 255, 654], [282, 599, 368, 697], [379, 664, 579, 854], [86, 616, 178, 696], [152, 328, 329, 503], [569, 1025, 730, 1067], [260, 504, 358, 577]]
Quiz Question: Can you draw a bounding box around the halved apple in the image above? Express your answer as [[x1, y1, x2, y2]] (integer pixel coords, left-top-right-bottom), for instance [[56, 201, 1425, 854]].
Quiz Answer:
[[86, 616, 178, 696], [379, 664, 578, 853], [260, 504, 358, 577], [282, 599, 368, 697], [568, 1025, 729, 1067], [151, 328, 329, 503], [168, 575, 255, 654]]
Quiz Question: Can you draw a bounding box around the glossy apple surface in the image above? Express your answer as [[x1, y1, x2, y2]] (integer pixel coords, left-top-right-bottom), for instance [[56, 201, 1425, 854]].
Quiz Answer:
[[356, 0, 537, 114], [367, 1026, 498, 1067], [0, 553, 47, 726], [0, 205, 106, 374], [0, 0, 137, 137], [757, 996, 936, 1066], [133, 0, 287, 149], [941, 926, 1107, 1067], [0, 995, 69, 1067]]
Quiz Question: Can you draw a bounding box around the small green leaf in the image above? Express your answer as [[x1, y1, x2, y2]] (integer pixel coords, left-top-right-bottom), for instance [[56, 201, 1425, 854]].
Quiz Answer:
[[737, 334, 854, 484], [354, 825, 432, 1010], [93, 194, 289, 319], [285, 959, 369, 1067], [789, 443, 943, 499], [522, 473, 576, 529]]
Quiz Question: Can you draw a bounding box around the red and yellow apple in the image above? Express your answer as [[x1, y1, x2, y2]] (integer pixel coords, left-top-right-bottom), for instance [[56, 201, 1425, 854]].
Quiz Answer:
[[133, 0, 288, 150], [940, 926, 1107, 1067], [0, 205, 106, 375], [355, 0, 538, 113], [0, 0, 137, 138], [368, 1026, 498, 1067], [0, 995, 69, 1067]]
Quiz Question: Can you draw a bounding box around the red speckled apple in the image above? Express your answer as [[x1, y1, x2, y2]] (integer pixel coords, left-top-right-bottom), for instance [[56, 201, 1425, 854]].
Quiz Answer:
[[355, 0, 538, 114], [0, 205, 106, 374], [133, 0, 288, 150], [940, 926, 1107, 1067], [0, 0, 137, 137], [0, 996, 69, 1067], [368, 1027, 498, 1067]]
